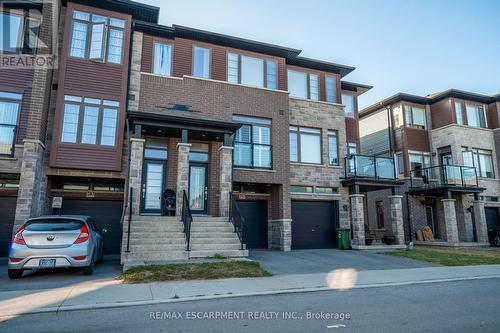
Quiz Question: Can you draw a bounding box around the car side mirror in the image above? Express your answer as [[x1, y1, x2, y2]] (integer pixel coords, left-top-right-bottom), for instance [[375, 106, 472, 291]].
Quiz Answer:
[[102, 228, 108, 234]]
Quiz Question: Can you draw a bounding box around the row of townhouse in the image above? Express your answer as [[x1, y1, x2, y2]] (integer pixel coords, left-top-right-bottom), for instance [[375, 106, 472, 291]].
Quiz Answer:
[[0, 0, 498, 265], [359, 90, 500, 246]]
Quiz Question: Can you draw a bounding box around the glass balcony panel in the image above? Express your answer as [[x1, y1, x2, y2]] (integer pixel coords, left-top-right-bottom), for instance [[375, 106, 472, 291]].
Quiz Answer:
[[375, 158, 395, 179]]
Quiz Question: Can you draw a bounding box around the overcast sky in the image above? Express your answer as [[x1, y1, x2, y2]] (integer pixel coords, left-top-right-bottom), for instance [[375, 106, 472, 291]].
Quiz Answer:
[[137, 0, 500, 109]]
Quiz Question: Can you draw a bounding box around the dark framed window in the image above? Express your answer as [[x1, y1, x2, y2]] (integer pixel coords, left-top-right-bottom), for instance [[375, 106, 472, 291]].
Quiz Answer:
[[144, 140, 168, 160], [289, 126, 321, 164], [0, 9, 40, 54], [465, 104, 487, 128], [463, 147, 494, 178], [404, 105, 426, 129], [153, 41, 172, 76], [325, 76, 337, 103], [328, 130, 338, 165], [192, 46, 210, 78], [233, 115, 272, 169], [287, 70, 319, 100], [0, 91, 22, 156], [227, 53, 277, 89], [61, 95, 119, 147], [69, 10, 125, 64], [342, 93, 356, 118]]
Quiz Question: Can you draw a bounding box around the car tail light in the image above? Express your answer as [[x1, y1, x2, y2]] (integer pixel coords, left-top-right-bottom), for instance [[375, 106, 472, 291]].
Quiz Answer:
[[74, 224, 89, 244], [9, 258, 23, 263], [13, 226, 26, 245], [72, 256, 87, 260]]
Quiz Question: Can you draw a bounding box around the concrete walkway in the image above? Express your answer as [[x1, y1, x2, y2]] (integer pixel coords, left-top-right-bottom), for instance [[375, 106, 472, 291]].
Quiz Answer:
[[1, 265, 499, 317]]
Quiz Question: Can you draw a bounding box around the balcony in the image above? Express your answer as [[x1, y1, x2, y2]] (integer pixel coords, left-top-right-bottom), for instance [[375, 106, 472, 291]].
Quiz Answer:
[[409, 165, 483, 195], [341, 154, 403, 192], [344, 154, 397, 180]]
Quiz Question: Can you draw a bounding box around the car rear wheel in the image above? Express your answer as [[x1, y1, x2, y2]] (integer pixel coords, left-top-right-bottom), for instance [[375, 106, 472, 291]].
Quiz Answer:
[[82, 253, 95, 275], [8, 269, 23, 279], [494, 235, 500, 247]]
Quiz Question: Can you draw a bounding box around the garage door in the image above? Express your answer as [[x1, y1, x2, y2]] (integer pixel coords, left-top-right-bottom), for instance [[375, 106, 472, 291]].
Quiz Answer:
[[237, 200, 268, 249], [61, 199, 123, 255], [292, 201, 338, 249], [0, 196, 17, 257]]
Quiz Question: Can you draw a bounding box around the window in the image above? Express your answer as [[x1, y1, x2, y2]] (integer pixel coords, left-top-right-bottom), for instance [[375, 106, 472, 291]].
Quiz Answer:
[[342, 93, 355, 118], [325, 76, 337, 103], [69, 10, 125, 64], [408, 150, 431, 171], [61, 95, 119, 146], [463, 147, 494, 178], [153, 42, 172, 76], [466, 104, 487, 128], [0, 92, 22, 156], [454, 102, 464, 125], [144, 140, 168, 159], [404, 105, 426, 129], [287, 70, 318, 100], [396, 152, 404, 175], [376, 201, 384, 228], [328, 131, 338, 165], [289, 126, 321, 164], [0, 10, 40, 54], [315, 187, 337, 194], [392, 105, 403, 128], [192, 46, 210, 78], [347, 142, 357, 155], [233, 115, 272, 168], [189, 142, 209, 162], [227, 53, 277, 89], [290, 185, 313, 193]]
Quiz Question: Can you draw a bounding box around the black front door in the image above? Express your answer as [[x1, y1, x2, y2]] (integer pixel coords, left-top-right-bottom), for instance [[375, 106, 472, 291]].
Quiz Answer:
[[238, 200, 268, 248], [141, 160, 166, 214], [189, 163, 208, 214], [425, 205, 439, 238]]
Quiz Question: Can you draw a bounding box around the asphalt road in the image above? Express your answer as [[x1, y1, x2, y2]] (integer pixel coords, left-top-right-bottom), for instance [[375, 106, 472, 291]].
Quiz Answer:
[[1, 278, 498, 333]]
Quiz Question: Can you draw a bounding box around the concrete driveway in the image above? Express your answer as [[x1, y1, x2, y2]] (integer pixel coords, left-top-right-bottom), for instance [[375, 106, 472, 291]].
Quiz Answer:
[[250, 249, 436, 275], [0, 256, 122, 292]]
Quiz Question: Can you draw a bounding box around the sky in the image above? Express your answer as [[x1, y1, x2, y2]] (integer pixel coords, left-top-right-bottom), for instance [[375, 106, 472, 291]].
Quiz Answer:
[[136, 0, 500, 109]]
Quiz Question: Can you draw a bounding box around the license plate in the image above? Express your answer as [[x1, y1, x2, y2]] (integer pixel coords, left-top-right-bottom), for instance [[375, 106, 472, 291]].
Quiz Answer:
[[39, 259, 56, 268]]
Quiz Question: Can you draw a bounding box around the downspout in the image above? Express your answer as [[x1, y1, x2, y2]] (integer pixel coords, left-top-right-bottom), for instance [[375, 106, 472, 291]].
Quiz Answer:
[[122, 21, 135, 228]]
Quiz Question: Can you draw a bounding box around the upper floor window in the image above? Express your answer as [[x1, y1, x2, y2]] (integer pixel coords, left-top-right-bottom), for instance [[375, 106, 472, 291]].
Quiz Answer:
[[0, 92, 22, 156], [328, 130, 338, 165], [61, 95, 119, 146], [392, 105, 403, 127], [192, 46, 210, 78], [342, 93, 355, 118], [290, 126, 321, 164], [233, 115, 272, 168], [227, 53, 277, 89], [465, 104, 487, 128], [287, 70, 319, 100], [69, 10, 125, 64], [404, 105, 426, 129], [408, 150, 431, 171], [463, 147, 494, 178], [153, 42, 172, 76], [454, 102, 464, 125], [325, 76, 337, 103], [0, 10, 40, 54], [347, 142, 357, 155]]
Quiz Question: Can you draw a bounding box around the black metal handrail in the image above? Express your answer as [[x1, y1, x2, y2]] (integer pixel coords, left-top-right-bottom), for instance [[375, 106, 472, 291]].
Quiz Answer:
[[344, 154, 397, 180], [229, 193, 245, 250], [181, 190, 193, 251], [409, 164, 479, 188], [234, 141, 273, 169], [125, 187, 133, 253]]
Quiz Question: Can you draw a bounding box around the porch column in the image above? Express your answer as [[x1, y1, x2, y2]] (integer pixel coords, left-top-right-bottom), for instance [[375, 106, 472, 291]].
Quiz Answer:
[[441, 198, 459, 243], [219, 146, 233, 217], [350, 194, 365, 246], [129, 138, 145, 215], [472, 200, 489, 243], [176, 143, 192, 216], [389, 195, 405, 245]]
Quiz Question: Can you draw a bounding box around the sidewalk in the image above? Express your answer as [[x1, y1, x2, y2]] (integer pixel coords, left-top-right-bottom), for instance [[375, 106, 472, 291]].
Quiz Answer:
[[1, 265, 500, 317]]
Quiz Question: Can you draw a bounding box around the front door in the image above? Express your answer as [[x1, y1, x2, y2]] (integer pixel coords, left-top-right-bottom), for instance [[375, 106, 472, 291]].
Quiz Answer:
[[141, 160, 166, 214], [425, 205, 439, 239], [189, 163, 208, 214]]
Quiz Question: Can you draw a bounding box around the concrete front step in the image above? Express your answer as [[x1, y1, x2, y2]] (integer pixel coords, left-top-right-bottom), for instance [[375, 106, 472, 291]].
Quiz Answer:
[[127, 225, 185, 232], [190, 237, 241, 245], [126, 237, 186, 245], [190, 226, 235, 233], [192, 216, 230, 223], [191, 221, 232, 227], [190, 243, 242, 251], [189, 231, 236, 238], [128, 244, 187, 251], [123, 251, 189, 261], [126, 231, 186, 238], [189, 249, 248, 258], [128, 216, 180, 222]]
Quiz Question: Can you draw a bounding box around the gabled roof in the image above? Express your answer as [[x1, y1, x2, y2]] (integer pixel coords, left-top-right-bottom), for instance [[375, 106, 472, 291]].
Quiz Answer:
[[67, 0, 160, 23]]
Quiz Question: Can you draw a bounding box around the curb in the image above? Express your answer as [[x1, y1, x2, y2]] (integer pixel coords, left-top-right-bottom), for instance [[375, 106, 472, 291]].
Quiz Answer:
[[1, 274, 499, 318]]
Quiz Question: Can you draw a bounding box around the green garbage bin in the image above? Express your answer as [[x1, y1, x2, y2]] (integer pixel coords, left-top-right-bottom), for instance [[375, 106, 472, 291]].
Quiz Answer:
[[336, 228, 350, 250]]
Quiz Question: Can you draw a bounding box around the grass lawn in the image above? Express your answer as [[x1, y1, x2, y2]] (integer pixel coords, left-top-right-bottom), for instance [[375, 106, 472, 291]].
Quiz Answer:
[[383, 246, 500, 266], [119, 261, 272, 283]]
